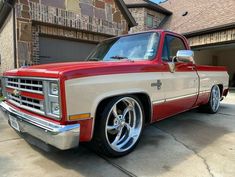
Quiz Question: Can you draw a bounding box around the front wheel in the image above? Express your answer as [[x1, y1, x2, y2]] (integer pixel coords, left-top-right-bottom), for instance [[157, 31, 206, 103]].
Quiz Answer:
[[94, 96, 144, 157]]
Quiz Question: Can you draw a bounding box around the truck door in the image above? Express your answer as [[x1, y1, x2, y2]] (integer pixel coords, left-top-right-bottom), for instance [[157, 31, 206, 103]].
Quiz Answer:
[[155, 33, 199, 120]]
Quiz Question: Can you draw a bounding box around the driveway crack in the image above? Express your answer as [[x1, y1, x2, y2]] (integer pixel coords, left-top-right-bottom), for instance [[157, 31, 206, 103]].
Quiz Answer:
[[91, 150, 137, 177], [152, 125, 214, 177], [217, 112, 235, 117]]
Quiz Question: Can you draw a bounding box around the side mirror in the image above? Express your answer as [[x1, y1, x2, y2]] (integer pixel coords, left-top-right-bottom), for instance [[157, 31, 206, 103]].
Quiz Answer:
[[176, 50, 195, 64]]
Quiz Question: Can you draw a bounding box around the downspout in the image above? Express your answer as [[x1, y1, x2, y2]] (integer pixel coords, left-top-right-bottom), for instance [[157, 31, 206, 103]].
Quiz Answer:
[[5, 0, 17, 68]]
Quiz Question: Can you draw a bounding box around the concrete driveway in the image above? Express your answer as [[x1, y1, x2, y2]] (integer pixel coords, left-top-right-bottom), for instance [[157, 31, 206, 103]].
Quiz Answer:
[[0, 92, 235, 177]]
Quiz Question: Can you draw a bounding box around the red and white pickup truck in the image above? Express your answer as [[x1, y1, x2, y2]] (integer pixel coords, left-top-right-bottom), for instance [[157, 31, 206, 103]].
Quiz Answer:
[[0, 30, 229, 157]]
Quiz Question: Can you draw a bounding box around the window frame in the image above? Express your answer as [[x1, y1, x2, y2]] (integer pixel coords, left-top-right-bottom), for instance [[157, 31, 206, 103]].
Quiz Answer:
[[87, 32, 161, 61], [161, 34, 187, 62], [146, 14, 154, 28]]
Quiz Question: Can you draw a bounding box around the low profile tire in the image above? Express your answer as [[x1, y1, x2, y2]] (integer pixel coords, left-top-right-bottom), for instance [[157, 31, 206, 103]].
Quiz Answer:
[[94, 96, 145, 157], [202, 85, 221, 114]]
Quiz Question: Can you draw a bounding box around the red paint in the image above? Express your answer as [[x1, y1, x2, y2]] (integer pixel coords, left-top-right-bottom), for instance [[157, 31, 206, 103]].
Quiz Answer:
[[195, 65, 227, 72], [6, 88, 44, 100], [77, 118, 93, 142], [59, 78, 68, 124], [195, 92, 211, 106], [70, 118, 94, 142], [152, 95, 198, 122]]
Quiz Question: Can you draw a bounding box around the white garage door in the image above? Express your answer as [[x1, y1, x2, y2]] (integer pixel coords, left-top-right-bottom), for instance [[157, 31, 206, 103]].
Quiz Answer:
[[39, 37, 97, 64]]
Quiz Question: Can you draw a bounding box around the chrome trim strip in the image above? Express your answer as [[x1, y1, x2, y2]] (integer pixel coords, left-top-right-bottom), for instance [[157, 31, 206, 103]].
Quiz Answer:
[[152, 93, 198, 104], [199, 90, 211, 94], [152, 99, 165, 104], [166, 93, 197, 102]]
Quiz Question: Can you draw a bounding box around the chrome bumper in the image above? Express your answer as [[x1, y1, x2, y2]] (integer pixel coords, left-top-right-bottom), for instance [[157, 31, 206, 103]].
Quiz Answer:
[[0, 101, 80, 150]]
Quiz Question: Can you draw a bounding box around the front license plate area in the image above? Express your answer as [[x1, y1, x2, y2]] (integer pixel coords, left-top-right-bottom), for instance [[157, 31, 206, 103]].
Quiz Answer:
[[9, 115, 20, 132]]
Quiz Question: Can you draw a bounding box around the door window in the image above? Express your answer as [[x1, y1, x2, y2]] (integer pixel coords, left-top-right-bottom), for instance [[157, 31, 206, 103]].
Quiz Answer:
[[162, 35, 186, 62]]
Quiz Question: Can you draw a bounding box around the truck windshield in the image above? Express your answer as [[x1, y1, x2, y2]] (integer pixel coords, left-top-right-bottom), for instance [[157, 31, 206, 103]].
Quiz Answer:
[[87, 32, 160, 61]]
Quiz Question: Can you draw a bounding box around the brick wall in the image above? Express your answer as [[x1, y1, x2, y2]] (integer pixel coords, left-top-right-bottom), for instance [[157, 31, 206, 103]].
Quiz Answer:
[[0, 11, 15, 75], [144, 8, 165, 30], [129, 8, 145, 33]]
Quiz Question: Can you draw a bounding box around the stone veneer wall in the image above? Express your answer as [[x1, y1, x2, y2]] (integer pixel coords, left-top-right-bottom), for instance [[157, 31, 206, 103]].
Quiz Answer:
[[129, 8, 145, 33], [0, 11, 15, 74], [15, 0, 129, 66], [129, 7, 165, 33], [144, 8, 165, 30]]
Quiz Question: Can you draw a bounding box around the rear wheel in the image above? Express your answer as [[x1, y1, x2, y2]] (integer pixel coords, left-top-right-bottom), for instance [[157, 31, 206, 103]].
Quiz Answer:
[[94, 96, 144, 157], [202, 85, 221, 113]]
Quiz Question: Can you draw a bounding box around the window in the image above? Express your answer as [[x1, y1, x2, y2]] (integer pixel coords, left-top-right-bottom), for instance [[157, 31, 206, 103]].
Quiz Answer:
[[146, 14, 154, 28], [87, 32, 160, 61], [162, 35, 186, 62]]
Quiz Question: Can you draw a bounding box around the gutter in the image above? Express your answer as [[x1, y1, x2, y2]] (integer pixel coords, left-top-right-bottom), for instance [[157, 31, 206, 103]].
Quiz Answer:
[[126, 1, 172, 16], [183, 22, 235, 37], [117, 0, 137, 29]]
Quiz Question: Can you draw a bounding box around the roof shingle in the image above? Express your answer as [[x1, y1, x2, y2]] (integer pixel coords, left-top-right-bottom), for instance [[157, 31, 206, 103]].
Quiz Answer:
[[160, 0, 235, 35]]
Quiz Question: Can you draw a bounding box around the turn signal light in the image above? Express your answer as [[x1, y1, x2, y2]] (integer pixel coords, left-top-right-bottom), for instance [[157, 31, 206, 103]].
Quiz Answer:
[[69, 113, 91, 121]]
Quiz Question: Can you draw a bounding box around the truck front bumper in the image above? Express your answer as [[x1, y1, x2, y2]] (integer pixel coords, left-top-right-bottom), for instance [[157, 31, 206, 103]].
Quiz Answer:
[[0, 101, 80, 150]]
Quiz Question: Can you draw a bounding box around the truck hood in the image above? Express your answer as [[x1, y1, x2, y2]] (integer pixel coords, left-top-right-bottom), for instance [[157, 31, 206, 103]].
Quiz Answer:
[[4, 61, 155, 79]]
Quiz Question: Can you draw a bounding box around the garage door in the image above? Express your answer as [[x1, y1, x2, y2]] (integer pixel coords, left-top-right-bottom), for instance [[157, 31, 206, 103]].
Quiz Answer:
[[39, 37, 97, 64], [194, 43, 235, 88]]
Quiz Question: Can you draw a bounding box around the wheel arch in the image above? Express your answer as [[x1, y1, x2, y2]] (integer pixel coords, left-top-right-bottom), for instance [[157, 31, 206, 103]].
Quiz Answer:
[[217, 84, 224, 97], [93, 92, 152, 138]]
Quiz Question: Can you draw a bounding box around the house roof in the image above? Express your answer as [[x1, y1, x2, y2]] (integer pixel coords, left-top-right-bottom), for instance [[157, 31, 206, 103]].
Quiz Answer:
[[124, 0, 172, 15], [117, 0, 137, 28], [0, 0, 15, 28], [160, 0, 235, 36]]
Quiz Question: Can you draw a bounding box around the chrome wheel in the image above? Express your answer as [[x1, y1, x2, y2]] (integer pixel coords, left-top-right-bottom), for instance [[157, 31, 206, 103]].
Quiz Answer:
[[210, 85, 221, 112], [105, 97, 143, 153]]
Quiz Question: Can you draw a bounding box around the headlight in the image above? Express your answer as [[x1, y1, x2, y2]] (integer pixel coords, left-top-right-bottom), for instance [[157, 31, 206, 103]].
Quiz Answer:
[[44, 80, 61, 119], [50, 82, 59, 95], [51, 102, 60, 115]]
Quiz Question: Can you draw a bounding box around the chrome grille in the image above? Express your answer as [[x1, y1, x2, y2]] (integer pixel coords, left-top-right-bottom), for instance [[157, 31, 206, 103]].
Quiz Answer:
[[6, 77, 43, 94], [7, 92, 44, 114], [4, 77, 45, 115], [4, 76, 60, 119]]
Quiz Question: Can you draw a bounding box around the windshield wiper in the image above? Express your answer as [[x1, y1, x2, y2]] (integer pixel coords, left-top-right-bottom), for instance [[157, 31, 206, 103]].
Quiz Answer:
[[110, 56, 128, 60], [87, 58, 100, 61]]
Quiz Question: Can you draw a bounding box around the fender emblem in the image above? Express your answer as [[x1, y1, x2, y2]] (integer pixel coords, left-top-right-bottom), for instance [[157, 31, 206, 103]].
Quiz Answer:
[[13, 89, 21, 97], [151, 80, 162, 90]]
